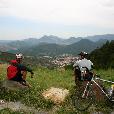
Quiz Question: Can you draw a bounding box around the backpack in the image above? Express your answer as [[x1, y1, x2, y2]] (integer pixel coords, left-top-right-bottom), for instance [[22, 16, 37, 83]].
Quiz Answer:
[[7, 65, 18, 79]]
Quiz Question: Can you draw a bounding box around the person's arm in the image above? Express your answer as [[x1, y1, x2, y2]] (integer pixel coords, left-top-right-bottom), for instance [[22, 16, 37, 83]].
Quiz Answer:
[[90, 61, 94, 70], [15, 64, 34, 76], [91, 65, 94, 70], [89, 61, 96, 77], [73, 61, 79, 68]]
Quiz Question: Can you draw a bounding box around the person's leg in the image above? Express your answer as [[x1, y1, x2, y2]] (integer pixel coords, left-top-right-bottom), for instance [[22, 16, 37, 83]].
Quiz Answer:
[[74, 68, 82, 87], [21, 71, 31, 87], [74, 69, 81, 81], [10, 71, 31, 87]]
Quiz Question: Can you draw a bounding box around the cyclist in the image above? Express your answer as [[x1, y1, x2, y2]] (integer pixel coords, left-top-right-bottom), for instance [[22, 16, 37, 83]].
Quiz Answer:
[[73, 51, 93, 82], [16, 53, 23, 63], [7, 53, 34, 87]]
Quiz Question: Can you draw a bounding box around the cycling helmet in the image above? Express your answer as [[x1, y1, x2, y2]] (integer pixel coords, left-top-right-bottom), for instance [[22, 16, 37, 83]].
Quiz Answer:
[[16, 53, 23, 59], [78, 51, 88, 56]]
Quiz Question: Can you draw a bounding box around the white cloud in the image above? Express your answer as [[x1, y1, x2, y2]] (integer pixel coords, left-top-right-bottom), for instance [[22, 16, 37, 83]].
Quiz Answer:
[[0, 0, 114, 40], [0, 0, 8, 8], [100, 0, 114, 7], [0, 0, 114, 28]]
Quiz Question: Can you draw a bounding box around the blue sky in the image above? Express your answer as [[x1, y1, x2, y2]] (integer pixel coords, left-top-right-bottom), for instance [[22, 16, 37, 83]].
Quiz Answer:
[[0, 0, 114, 40]]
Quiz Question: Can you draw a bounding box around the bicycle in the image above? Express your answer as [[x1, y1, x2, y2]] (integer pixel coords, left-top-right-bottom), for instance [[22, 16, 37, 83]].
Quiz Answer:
[[72, 68, 114, 111]]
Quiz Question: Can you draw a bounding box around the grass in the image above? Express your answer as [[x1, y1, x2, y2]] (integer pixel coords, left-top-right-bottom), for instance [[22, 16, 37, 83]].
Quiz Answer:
[[0, 108, 27, 114], [0, 64, 74, 113], [0, 64, 114, 114], [95, 69, 114, 88]]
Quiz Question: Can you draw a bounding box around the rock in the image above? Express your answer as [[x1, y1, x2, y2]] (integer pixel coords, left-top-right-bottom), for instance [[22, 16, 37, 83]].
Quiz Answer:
[[42, 87, 69, 104], [0, 80, 29, 90]]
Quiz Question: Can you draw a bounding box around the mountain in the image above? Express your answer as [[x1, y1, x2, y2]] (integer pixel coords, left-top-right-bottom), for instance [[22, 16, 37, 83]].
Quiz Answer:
[[85, 34, 114, 42], [18, 39, 105, 56], [5, 36, 64, 50], [0, 40, 13, 51], [3, 35, 81, 51], [38, 34, 114, 44], [0, 40, 12, 44], [1, 34, 114, 53], [0, 45, 17, 52], [62, 37, 82, 45], [8, 34, 114, 48], [19, 43, 65, 56], [23, 38, 39, 45], [8, 38, 39, 49], [38, 35, 64, 44], [65, 39, 97, 55]]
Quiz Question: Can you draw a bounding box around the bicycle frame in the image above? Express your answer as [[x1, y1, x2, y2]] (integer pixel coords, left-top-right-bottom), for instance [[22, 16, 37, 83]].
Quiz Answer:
[[82, 77, 114, 101]]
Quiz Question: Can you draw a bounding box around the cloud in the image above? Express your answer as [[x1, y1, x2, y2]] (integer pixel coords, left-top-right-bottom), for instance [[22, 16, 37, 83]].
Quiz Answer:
[[100, 0, 114, 7], [0, 0, 9, 8], [0, 0, 114, 40], [0, 0, 114, 28]]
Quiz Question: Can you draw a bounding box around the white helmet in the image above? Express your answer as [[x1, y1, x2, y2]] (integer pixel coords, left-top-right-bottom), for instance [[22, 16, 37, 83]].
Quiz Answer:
[[16, 53, 23, 59], [78, 51, 88, 56]]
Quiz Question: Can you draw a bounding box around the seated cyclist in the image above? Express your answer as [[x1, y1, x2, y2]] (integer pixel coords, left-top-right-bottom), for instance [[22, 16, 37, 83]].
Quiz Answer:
[[7, 53, 34, 87], [73, 51, 93, 82]]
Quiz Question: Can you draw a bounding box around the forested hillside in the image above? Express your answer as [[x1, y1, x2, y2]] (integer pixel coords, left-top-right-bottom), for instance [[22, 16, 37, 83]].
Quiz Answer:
[[18, 39, 106, 56], [89, 40, 114, 69]]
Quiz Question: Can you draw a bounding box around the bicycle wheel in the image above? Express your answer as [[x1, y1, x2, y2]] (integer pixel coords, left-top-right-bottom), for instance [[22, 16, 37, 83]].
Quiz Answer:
[[72, 85, 94, 111]]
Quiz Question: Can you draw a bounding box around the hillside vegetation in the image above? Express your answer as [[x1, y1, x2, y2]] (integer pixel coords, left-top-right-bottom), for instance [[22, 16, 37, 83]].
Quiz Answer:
[[89, 40, 114, 69], [17, 39, 107, 56], [0, 64, 114, 114], [0, 35, 114, 113]]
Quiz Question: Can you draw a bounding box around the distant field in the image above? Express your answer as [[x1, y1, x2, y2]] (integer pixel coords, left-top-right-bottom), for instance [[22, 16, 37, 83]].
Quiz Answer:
[[0, 64, 114, 114]]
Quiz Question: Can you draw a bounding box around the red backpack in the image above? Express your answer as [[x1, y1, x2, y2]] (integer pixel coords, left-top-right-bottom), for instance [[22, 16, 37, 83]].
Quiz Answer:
[[7, 65, 18, 79]]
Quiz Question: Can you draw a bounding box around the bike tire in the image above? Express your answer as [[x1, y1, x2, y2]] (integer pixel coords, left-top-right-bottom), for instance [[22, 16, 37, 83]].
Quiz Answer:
[[72, 84, 94, 111]]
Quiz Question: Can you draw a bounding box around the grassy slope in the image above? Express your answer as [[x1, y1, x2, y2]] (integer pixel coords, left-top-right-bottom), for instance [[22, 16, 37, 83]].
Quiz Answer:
[[0, 64, 114, 114]]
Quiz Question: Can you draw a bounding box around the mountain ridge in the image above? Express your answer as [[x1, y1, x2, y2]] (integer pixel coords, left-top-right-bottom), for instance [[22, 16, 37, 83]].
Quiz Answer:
[[0, 34, 114, 53], [17, 39, 107, 56]]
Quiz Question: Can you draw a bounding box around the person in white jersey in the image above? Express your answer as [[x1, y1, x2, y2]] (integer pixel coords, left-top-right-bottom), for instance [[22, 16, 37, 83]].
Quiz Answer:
[[73, 51, 93, 81]]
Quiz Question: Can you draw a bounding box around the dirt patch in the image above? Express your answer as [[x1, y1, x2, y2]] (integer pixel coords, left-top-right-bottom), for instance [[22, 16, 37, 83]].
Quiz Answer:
[[0, 100, 48, 114], [42, 87, 69, 104]]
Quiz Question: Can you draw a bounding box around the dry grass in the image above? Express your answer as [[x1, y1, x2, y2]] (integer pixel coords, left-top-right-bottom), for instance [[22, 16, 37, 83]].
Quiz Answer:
[[42, 87, 69, 104]]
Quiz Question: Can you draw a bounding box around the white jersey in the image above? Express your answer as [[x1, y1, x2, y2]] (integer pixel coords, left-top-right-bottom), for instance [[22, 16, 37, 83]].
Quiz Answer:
[[73, 58, 93, 71]]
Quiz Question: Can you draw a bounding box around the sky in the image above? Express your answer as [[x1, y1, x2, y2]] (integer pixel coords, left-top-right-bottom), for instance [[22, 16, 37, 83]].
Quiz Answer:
[[0, 0, 114, 40]]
